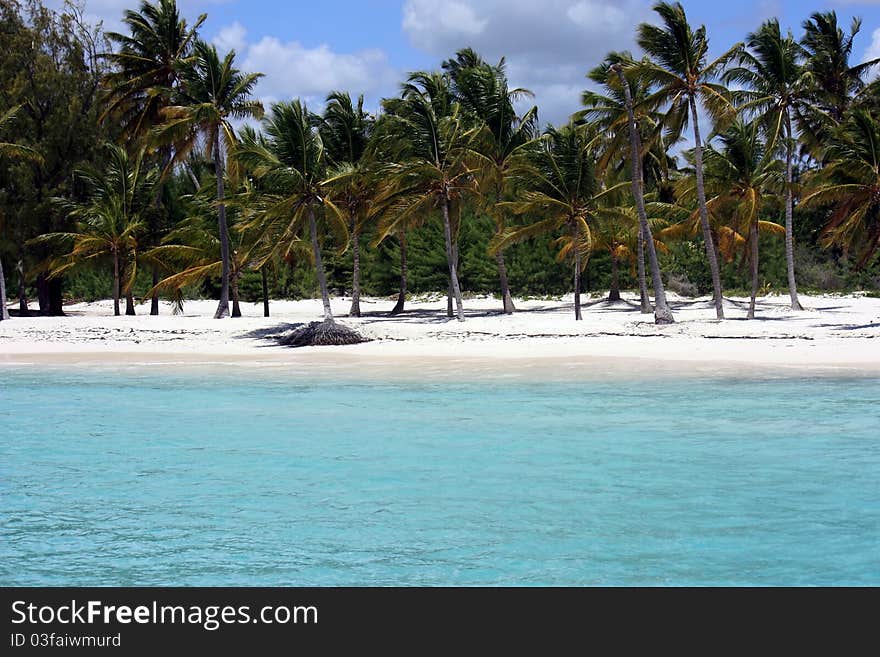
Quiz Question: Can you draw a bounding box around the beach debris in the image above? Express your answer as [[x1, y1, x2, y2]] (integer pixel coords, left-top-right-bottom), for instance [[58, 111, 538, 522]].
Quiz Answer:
[[277, 320, 370, 347]]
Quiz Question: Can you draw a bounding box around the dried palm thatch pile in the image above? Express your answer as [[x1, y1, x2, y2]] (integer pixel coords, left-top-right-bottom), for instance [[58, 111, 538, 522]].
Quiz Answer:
[[278, 320, 370, 347]]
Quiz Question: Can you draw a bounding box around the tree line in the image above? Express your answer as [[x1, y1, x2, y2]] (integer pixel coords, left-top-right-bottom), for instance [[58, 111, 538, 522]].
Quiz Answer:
[[1, 0, 878, 328]]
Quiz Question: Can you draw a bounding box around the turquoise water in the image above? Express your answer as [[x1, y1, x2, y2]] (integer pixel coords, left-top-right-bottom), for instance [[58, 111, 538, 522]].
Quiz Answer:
[[1, 368, 878, 586]]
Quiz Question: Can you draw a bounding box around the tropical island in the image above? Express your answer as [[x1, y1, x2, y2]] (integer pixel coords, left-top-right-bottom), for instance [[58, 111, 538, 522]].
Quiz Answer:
[[2, 0, 880, 591], [0, 0, 878, 366]]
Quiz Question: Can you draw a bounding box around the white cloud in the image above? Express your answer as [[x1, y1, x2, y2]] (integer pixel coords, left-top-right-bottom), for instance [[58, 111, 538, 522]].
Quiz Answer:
[[864, 27, 880, 80], [402, 0, 488, 51], [400, 0, 651, 125], [212, 20, 247, 54], [241, 35, 398, 110]]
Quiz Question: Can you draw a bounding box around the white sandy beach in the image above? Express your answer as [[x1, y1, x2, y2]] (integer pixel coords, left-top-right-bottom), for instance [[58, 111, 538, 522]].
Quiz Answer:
[[1, 291, 879, 376]]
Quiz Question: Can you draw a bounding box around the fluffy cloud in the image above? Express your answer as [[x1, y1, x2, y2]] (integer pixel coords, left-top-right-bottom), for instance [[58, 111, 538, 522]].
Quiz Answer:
[[401, 0, 652, 124], [238, 34, 398, 110], [864, 27, 880, 80], [212, 20, 247, 54]]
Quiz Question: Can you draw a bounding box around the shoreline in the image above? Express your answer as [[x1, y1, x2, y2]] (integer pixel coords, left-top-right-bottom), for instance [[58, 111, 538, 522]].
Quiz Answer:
[[2, 292, 879, 379]]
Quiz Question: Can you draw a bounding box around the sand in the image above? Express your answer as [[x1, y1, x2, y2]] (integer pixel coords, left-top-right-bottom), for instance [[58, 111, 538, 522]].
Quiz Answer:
[[1, 291, 878, 377]]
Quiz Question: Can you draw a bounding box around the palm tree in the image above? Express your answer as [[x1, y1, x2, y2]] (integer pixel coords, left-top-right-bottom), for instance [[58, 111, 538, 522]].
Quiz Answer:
[[725, 19, 812, 310], [493, 124, 611, 321], [443, 48, 539, 314], [319, 91, 374, 317], [144, 195, 272, 318], [801, 109, 880, 268], [31, 144, 156, 316], [0, 105, 43, 321], [609, 63, 675, 323], [235, 100, 348, 323], [103, 0, 205, 315], [636, 1, 741, 319], [373, 72, 481, 322], [155, 39, 263, 318], [700, 121, 784, 318], [582, 52, 674, 316], [801, 12, 880, 124]]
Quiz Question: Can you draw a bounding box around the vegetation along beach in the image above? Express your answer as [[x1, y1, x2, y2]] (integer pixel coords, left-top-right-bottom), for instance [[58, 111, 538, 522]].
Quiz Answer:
[[1, 0, 879, 587]]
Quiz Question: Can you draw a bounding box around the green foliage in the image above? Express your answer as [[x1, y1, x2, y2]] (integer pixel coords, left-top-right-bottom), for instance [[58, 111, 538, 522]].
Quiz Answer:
[[5, 0, 880, 318]]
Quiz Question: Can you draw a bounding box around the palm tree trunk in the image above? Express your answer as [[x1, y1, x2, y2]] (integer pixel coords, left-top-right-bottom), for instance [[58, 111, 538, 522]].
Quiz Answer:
[[613, 64, 673, 324], [390, 231, 407, 315], [447, 238, 459, 318], [784, 111, 803, 311], [213, 138, 230, 319], [149, 147, 172, 316], [17, 247, 29, 315], [309, 205, 333, 322], [573, 237, 583, 321], [748, 219, 759, 320], [441, 197, 464, 321], [608, 249, 621, 301], [349, 221, 361, 317], [261, 268, 270, 317], [496, 249, 515, 314], [689, 95, 724, 319], [0, 256, 9, 321], [231, 272, 241, 318], [637, 224, 652, 313], [112, 250, 120, 317]]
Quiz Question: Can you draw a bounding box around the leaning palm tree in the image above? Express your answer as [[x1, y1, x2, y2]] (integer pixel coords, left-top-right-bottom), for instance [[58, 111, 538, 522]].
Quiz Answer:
[[493, 124, 613, 321], [700, 121, 784, 318], [373, 72, 481, 322], [103, 0, 204, 316], [319, 91, 374, 317], [155, 39, 263, 318], [609, 62, 675, 323], [583, 52, 674, 316], [444, 48, 539, 314], [0, 105, 43, 321], [235, 100, 353, 330], [725, 19, 812, 310], [801, 109, 880, 269], [636, 1, 741, 319], [30, 144, 156, 316]]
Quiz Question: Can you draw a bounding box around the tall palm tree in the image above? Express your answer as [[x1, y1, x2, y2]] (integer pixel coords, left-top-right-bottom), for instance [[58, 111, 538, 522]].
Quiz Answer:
[[103, 0, 205, 315], [319, 91, 374, 317], [31, 144, 156, 316], [0, 105, 43, 321], [801, 109, 880, 268], [636, 1, 741, 319], [725, 19, 812, 310], [801, 11, 880, 124], [443, 48, 539, 314], [610, 63, 675, 323], [493, 124, 613, 321], [155, 39, 263, 318], [374, 72, 480, 322], [235, 100, 348, 323], [701, 121, 783, 318], [583, 52, 674, 316]]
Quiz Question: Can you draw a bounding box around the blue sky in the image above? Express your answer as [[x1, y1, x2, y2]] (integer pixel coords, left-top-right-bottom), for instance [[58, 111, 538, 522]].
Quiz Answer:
[[57, 0, 880, 124]]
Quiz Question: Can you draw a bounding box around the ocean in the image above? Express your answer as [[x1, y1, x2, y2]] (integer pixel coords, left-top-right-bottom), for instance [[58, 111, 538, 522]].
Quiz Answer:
[[1, 367, 878, 585]]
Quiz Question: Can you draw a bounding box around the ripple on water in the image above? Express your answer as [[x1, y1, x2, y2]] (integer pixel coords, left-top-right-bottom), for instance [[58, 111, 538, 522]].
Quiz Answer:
[[0, 370, 878, 585]]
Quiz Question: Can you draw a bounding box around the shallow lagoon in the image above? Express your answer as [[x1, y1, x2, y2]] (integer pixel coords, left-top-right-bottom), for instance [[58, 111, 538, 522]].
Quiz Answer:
[[1, 368, 878, 585]]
